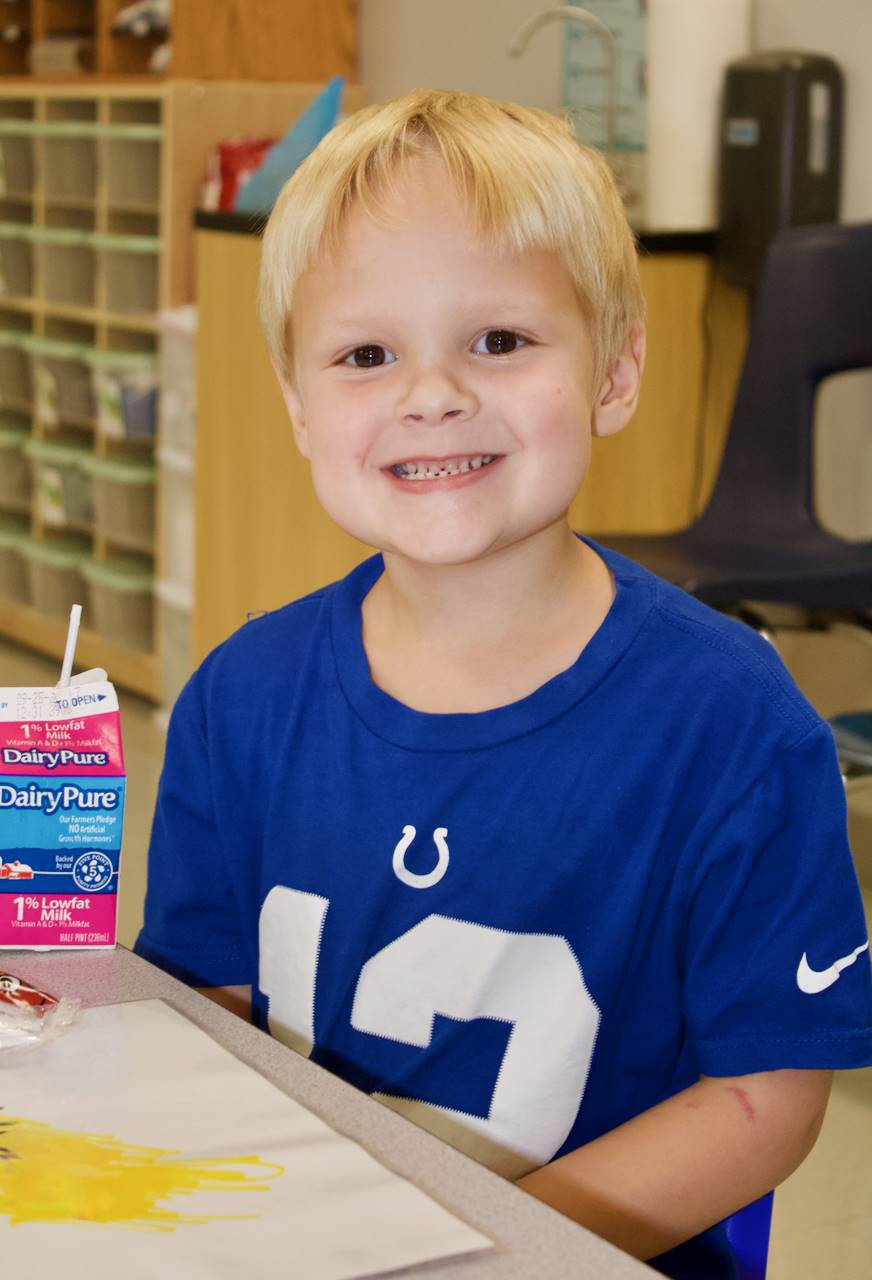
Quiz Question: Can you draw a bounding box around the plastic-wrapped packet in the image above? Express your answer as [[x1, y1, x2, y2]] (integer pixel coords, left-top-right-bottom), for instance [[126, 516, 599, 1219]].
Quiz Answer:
[[0, 972, 80, 1054]]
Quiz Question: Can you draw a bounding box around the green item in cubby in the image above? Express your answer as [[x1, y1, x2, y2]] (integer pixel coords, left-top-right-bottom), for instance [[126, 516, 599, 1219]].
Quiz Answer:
[[20, 533, 88, 620], [21, 336, 93, 427], [23, 437, 93, 528], [0, 421, 29, 443], [20, 534, 89, 568], [80, 453, 156, 484], [81, 555, 153, 593], [82, 555, 154, 653], [83, 349, 159, 439], [81, 453, 156, 551]]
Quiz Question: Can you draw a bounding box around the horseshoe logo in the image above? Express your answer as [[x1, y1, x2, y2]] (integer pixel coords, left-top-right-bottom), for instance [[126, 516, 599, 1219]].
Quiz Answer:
[[392, 825, 449, 889]]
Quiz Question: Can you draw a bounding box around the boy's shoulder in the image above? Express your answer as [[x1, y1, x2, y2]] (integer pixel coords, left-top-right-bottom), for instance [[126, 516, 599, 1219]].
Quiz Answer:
[[194, 577, 339, 702], [600, 543, 822, 746]]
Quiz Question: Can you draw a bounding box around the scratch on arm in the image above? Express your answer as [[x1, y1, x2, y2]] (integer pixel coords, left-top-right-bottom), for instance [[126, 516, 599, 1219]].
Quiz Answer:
[[725, 1085, 756, 1122]]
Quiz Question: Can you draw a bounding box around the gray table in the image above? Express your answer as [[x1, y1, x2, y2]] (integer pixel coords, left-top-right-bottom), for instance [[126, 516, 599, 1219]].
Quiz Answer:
[[3, 946, 655, 1278]]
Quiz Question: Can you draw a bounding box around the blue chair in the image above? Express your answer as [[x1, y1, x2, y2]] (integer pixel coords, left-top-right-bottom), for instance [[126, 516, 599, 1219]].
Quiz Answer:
[[601, 222, 872, 611], [724, 1191, 774, 1280]]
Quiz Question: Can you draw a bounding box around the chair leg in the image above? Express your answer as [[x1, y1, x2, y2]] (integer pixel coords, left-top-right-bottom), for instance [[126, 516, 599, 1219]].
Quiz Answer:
[[724, 1190, 775, 1280]]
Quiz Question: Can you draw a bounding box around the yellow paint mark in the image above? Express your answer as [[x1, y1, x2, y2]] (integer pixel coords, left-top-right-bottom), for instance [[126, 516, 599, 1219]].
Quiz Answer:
[[0, 1114, 283, 1231]]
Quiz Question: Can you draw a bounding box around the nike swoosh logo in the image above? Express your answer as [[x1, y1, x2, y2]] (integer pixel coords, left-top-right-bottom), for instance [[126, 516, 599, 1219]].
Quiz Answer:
[[796, 940, 870, 994]]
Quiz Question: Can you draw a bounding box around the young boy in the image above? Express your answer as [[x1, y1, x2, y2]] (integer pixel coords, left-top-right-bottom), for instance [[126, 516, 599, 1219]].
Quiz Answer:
[[136, 91, 871, 1276]]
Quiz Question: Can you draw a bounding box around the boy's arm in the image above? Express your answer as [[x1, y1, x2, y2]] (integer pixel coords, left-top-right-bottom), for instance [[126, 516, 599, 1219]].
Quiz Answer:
[[517, 1067, 832, 1262]]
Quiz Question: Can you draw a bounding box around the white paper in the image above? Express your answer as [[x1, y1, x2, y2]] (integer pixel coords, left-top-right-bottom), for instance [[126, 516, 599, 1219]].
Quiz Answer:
[[0, 999, 491, 1279]]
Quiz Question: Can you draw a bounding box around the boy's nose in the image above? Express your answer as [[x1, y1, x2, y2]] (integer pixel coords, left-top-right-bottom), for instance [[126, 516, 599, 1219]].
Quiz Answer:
[[396, 366, 478, 426]]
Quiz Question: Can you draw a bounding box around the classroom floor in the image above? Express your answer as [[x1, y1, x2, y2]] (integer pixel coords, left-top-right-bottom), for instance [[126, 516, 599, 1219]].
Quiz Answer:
[[1, 632, 870, 1279]]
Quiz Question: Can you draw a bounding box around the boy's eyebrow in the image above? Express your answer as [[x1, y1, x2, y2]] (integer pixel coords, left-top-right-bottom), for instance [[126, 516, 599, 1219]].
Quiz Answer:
[[319, 300, 547, 331]]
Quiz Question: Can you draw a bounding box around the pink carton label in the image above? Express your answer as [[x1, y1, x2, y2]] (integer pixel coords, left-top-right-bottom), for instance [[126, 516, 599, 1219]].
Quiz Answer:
[[0, 711, 125, 776], [0, 892, 117, 948], [0, 682, 125, 950]]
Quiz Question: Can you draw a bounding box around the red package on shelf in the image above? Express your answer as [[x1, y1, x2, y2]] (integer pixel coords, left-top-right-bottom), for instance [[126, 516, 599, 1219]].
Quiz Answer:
[[201, 138, 278, 213]]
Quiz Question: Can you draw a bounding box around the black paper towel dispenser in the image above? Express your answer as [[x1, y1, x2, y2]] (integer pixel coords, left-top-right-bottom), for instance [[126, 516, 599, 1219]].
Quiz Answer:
[[718, 51, 843, 288]]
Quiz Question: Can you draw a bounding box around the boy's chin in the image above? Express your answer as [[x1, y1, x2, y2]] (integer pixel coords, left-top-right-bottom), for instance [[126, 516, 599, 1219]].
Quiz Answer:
[[378, 529, 532, 571]]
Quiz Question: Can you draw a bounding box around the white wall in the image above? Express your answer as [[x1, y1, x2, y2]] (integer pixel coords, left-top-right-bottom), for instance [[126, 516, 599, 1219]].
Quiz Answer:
[[359, 0, 564, 111]]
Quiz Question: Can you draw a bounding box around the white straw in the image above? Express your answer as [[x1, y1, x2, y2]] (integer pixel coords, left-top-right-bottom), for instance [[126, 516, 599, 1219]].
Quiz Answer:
[[58, 603, 82, 687]]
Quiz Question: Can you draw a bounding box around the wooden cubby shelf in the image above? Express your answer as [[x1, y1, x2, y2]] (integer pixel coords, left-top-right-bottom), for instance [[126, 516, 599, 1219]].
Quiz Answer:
[[0, 79, 359, 700]]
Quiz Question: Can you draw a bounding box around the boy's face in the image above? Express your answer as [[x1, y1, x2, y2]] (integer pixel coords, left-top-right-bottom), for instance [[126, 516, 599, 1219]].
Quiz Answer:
[[282, 159, 641, 569]]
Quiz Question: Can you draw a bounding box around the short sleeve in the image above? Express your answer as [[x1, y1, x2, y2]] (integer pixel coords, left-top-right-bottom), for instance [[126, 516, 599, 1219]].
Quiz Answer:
[[683, 723, 872, 1075], [133, 673, 254, 988]]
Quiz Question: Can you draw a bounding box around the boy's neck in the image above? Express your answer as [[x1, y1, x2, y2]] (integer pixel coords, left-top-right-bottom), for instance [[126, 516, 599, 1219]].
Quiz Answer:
[[360, 524, 615, 714]]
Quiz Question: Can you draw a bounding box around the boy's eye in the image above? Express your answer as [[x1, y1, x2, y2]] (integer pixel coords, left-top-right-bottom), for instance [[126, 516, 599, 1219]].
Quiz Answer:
[[473, 329, 525, 356], [343, 345, 395, 368]]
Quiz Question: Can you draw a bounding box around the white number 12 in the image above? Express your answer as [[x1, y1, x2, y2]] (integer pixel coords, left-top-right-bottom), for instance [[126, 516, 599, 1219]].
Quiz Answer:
[[259, 886, 600, 1178]]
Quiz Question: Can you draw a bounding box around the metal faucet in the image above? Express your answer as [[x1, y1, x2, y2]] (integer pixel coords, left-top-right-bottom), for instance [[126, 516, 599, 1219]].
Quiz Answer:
[[507, 5, 620, 159]]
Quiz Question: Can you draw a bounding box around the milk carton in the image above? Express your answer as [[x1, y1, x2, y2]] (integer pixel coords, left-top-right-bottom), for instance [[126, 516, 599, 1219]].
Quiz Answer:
[[0, 678, 125, 949]]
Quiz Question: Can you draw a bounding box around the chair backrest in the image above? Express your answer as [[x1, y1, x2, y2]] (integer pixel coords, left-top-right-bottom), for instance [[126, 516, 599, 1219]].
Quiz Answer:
[[696, 222, 872, 542], [724, 1190, 774, 1280]]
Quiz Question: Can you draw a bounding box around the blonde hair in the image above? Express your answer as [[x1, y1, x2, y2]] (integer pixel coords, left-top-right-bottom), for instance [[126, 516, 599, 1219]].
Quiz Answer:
[[260, 89, 644, 386]]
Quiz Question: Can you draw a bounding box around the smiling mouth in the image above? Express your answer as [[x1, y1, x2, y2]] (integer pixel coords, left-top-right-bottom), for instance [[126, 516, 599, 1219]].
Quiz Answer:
[[389, 454, 499, 480]]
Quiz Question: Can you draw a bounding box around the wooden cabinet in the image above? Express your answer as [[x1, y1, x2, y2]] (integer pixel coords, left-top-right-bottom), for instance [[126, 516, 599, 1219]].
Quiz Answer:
[[172, 0, 357, 83], [193, 225, 749, 665], [0, 81, 360, 698], [0, 1, 356, 80]]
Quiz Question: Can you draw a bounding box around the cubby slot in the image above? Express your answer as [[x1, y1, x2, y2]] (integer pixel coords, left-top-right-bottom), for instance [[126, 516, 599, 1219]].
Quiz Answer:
[[44, 97, 98, 123], [37, 235, 95, 308], [43, 315, 96, 345], [0, 514, 30, 603], [0, 419, 31, 510], [86, 347, 158, 440], [0, 229, 32, 298], [107, 208, 159, 238], [0, 308, 33, 334], [21, 535, 89, 621], [101, 239, 160, 314], [0, 332, 31, 411], [0, 198, 34, 224], [82, 556, 154, 652], [0, 24, 30, 78], [105, 137, 160, 211], [108, 99, 161, 125], [83, 452, 156, 551], [42, 135, 98, 203], [0, 135, 33, 198], [45, 203, 97, 232], [23, 336, 96, 428], [24, 437, 94, 530]]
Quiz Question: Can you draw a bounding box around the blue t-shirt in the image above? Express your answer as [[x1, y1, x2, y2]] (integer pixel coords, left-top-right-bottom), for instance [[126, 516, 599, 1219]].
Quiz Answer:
[[136, 541, 871, 1279]]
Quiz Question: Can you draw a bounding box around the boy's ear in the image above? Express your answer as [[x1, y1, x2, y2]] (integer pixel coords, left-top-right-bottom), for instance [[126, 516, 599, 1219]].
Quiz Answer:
[[591, 327, 646, 439], [272, 361, 310, 459]]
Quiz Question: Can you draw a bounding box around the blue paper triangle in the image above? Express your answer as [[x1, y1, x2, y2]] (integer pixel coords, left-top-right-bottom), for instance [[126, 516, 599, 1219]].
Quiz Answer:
[[234, 77, 345, 214]]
